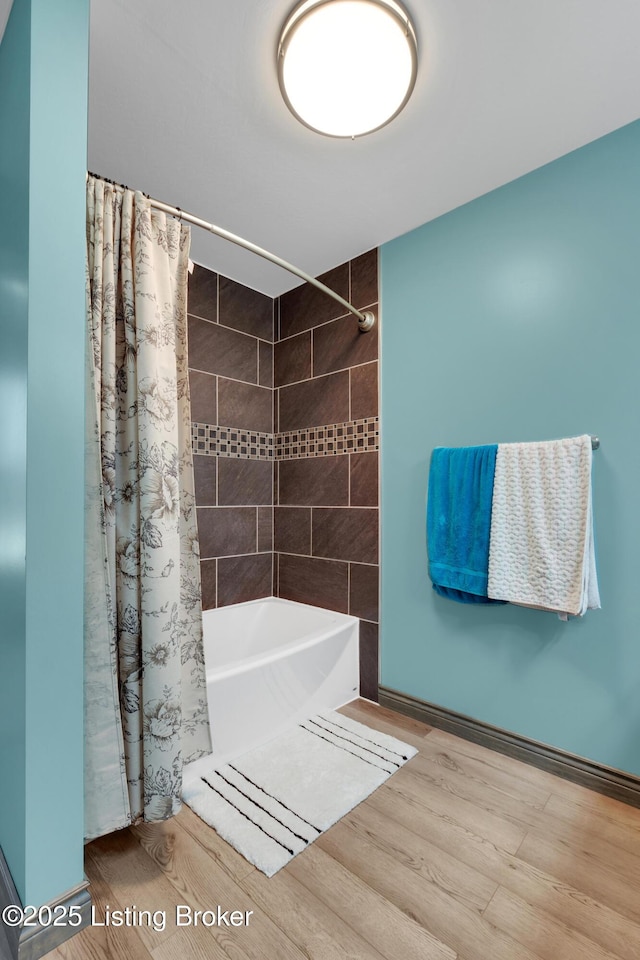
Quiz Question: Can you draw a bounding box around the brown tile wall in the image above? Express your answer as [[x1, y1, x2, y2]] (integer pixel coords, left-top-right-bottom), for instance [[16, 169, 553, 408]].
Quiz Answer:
[[188, 264, 274, 609], [274, 249, 380, 701], [188, 252, 380, 701]]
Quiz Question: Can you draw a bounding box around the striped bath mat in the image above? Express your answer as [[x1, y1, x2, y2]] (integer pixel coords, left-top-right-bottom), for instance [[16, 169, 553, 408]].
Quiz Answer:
[[182, 710, 417, 877]]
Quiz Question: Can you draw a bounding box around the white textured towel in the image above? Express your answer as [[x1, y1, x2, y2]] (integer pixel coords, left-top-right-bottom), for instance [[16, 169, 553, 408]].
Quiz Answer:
[[488, 435, 600, 618]]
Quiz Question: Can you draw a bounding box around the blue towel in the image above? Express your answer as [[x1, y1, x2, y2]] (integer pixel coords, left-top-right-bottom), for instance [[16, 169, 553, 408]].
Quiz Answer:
[[427, 445, 504, 604]]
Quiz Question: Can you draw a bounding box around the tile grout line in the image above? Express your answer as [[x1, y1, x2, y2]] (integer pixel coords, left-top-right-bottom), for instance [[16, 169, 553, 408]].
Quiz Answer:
[[189, 366, 268, 390], [276, 357, 378, 391], [348, 368, 352, 422], [188, 310, 275, 345], [194, 446, 377, 463], [271, 303, 276, 394], [276, 417, 378, 433], [193, 414, 378, 432], [272, 460, 275, 590], [275, 299, 378, 343], [277, 505, 378, 511], [193, 422, 273, 436], [195, 456, 274, 463], [202, 548, 378, 566], [210, 550, 273, 562], [198, 504, 274, 510], [195, 453, 377, 463], [268, 504, 378, 510]]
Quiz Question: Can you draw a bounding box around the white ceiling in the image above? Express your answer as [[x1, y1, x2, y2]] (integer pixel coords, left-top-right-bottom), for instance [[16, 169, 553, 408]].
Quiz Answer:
[[3, 0, 640, 296]]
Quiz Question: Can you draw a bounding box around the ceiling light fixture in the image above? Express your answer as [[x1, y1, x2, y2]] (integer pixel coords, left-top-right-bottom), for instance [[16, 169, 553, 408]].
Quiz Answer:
[[277, 0, 418, 138]]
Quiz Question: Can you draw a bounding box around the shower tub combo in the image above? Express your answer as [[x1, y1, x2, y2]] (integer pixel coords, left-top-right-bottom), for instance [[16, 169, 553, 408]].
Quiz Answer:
[[188, 597, 360, 770]]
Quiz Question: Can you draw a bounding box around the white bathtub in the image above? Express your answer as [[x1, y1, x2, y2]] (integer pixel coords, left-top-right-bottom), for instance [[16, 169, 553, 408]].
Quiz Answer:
[[191, 597, 359, 768]]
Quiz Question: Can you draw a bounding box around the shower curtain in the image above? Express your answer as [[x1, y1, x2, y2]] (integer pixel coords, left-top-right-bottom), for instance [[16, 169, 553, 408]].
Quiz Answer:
[[84, 175, 211, 840]]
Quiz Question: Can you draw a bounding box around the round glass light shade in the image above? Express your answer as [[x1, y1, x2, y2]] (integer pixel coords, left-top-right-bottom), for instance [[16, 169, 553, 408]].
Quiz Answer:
[[278, 0, 418, 138]]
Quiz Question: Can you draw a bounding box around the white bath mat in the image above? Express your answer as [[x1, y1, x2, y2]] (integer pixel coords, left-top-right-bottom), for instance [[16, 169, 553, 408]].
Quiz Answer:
[[182, 710, 417, 877]]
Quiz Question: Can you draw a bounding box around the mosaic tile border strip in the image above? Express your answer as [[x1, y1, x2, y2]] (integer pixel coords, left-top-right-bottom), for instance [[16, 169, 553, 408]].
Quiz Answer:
[[192, 423, 274, 460], [276, 417, 379, 459], [191, 417, 379, 461]]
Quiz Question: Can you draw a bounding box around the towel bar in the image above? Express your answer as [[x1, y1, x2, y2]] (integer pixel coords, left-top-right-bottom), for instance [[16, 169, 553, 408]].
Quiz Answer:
[[591, 436, 600, 450]]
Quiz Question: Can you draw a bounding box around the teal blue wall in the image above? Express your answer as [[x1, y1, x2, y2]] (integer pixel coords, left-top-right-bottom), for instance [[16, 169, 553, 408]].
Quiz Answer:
[[0, 0, 30, 902], [0, 0, 89, 906], [380, 120, 640, 775]]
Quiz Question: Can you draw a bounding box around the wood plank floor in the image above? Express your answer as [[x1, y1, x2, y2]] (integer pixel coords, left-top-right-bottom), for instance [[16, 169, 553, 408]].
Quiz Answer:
[[46, 700, 640, 960]]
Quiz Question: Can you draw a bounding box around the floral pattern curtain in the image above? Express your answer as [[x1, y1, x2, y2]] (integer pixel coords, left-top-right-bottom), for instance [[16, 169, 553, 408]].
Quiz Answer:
[[84, 175, 211, 840]]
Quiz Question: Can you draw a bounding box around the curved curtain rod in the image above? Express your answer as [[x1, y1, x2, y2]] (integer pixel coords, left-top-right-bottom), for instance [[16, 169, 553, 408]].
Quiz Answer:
[[87, 171, 376, 333]]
